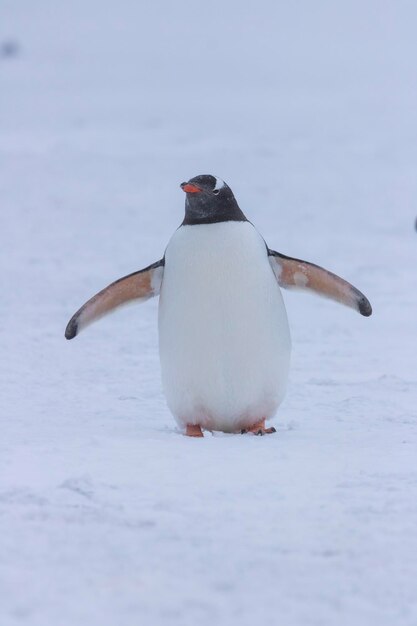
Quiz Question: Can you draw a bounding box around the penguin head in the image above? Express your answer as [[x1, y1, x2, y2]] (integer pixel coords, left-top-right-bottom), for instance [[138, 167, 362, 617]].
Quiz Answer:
[[180, 175, 247, 225]]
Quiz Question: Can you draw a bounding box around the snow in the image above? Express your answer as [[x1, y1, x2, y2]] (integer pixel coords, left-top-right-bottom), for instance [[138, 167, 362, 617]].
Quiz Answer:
[[1, 1, 417, 624]]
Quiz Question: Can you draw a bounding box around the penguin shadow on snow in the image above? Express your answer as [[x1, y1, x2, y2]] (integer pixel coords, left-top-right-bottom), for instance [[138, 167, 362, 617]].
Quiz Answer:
[[65, 175, 372, 438]]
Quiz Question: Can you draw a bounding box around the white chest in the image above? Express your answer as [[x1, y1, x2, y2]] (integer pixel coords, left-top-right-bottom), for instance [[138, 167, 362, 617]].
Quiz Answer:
[[158, 222, 291, 431]]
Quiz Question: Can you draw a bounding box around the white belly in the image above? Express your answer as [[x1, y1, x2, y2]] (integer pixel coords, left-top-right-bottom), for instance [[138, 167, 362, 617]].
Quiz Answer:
[[158, 221, 291, 432]]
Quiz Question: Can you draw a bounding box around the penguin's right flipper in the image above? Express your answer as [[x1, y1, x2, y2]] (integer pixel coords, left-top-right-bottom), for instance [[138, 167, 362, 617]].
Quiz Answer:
[[65, 259, 164, 339], [268, 250, 372, 316]]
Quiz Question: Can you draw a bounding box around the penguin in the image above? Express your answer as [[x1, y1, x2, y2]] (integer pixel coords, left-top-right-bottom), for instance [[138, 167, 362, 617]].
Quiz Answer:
[[65, 175, 372, 437]]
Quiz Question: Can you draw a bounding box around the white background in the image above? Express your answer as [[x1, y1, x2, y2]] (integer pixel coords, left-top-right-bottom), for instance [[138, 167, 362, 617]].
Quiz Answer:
[[1, 1, 417, 624]]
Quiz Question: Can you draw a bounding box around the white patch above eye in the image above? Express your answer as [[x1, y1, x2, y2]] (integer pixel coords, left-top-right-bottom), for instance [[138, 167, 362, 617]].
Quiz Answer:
[[213, 177, 225, 192]]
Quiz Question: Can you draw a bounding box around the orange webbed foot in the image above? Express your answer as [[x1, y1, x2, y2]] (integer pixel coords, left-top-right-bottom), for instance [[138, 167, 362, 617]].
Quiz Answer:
[[241, 418, 276, 436], [185, 424, 204, 438]]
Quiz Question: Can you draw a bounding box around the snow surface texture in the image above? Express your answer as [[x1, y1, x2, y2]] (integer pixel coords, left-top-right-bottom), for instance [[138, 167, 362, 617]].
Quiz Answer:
[[1, 1, 417, 625]]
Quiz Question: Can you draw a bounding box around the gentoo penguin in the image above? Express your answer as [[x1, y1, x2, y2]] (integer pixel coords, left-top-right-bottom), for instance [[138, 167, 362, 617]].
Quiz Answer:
[[65, 175, 372, 437]]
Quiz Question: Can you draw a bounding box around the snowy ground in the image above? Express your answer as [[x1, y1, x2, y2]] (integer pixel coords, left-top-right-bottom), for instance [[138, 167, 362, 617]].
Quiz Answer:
[[1, 1, 417, 624]]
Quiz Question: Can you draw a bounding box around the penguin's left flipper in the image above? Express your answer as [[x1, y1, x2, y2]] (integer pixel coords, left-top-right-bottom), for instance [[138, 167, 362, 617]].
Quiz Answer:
[[268, 250, 372, 316], [65, 259, 164, 339]]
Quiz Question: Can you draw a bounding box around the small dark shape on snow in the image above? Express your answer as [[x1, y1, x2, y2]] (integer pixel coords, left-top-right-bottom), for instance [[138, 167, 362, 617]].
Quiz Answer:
[[1, 40, 20, 59]]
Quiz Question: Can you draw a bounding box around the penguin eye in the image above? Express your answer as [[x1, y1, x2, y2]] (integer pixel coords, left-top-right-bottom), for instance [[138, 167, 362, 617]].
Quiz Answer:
[[213, 189, 220, 195]]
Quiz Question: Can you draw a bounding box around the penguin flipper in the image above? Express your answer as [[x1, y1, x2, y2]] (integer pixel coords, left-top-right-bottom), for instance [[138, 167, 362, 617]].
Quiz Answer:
[[268, 250, 372, 317], [65, 259, 164, 339]]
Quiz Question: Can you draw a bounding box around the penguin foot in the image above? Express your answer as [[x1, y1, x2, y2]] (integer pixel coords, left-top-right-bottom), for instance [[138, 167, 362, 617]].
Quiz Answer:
[[241, 418, 276, 436], [185, 424, 204, 438]]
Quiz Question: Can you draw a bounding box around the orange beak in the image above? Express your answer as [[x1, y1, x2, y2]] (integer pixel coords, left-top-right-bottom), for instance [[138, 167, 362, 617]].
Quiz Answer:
[[181, 182, 202, 193]]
